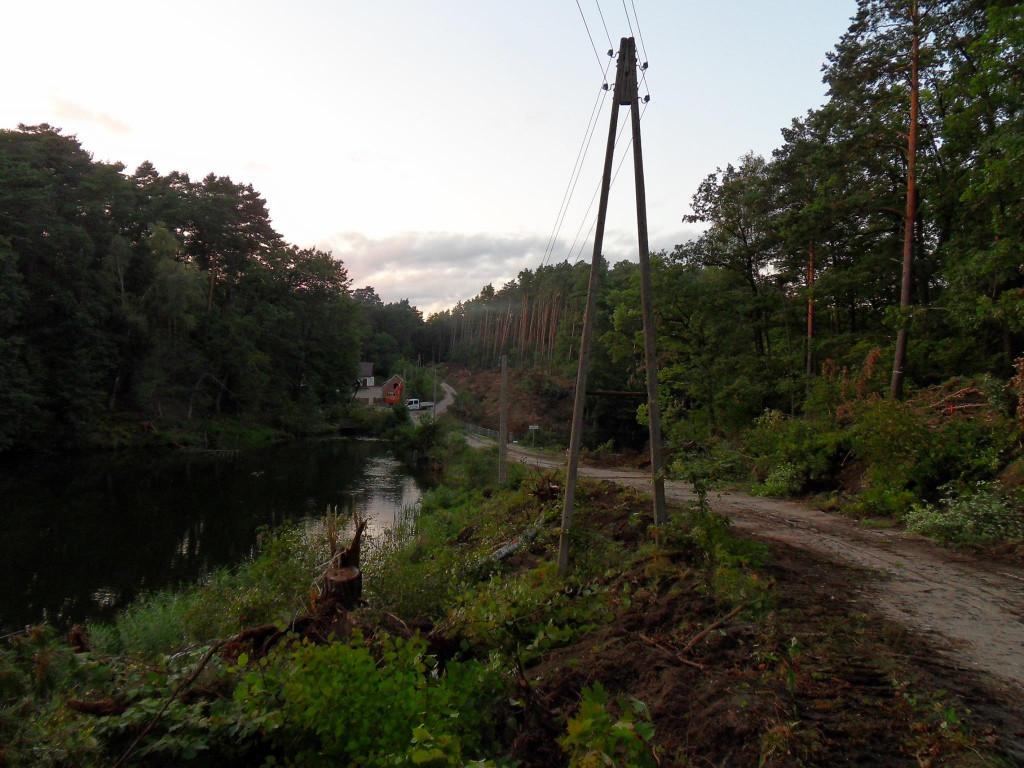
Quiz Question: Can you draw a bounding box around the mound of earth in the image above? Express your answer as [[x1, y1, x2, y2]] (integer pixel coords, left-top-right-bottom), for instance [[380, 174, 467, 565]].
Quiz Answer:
[[443, 367, 574, 440]]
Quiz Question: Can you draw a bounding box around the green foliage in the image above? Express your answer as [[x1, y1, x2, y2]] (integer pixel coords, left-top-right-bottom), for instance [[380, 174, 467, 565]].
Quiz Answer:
[[558, 683, 655, 768], [0, 627, 108, 767], [0, 125, 366, 455], [92, 524, 324, 657], [904, 484, 1024, 545], [853, 399, 928, 504], [239, 632, 501, 766], [450, 562, 614, 660], [678, 488, 774, 613], [744, 410, 849, 496]]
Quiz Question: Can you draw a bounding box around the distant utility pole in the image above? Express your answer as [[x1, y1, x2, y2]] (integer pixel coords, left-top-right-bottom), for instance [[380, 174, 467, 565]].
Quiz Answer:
[[558, 37, 666, 577], [498, 354, 508, 483]]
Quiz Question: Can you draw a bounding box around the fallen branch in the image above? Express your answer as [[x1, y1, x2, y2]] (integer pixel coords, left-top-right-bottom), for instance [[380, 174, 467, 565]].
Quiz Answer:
[[113, 639, 226, 768], [638, 633, 707, 671], [681, 604, 744, 654]]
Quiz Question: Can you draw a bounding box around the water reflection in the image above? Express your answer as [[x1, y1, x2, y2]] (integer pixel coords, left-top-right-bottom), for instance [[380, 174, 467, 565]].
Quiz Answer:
[[0, 439, 423, 631]]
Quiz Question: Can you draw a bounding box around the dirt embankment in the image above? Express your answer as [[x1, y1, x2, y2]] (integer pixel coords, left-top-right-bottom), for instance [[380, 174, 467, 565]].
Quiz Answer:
[[504, 443, 1024, 689], [443, 368, 574, 438]]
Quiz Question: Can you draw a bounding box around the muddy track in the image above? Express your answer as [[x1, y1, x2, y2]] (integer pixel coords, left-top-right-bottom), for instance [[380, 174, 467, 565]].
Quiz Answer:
[[473, 438, 1024, 690]]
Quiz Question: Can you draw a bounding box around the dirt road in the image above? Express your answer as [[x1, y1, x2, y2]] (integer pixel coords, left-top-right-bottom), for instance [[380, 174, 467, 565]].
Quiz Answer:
[[411, 383, 456, 422], [469, 436, 1024, 689]]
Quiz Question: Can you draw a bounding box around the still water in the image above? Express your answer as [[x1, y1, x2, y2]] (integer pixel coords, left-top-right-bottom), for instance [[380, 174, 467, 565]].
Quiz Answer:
[[0, 439, 424, 632]]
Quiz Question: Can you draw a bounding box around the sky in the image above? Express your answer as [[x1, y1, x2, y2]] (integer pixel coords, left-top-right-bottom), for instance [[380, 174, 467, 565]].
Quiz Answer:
[[2, 0, 857, 315]]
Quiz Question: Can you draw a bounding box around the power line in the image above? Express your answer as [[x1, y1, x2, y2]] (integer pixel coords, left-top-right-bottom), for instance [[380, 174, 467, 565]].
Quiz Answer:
[[540, 70, 612, 270], [594, 0, 614, 51], [629, 0, 650, 64], [575, 0, 609, 83], [564, 108, 633, 262], [621, 0, 636, 40], [572, 102, 650, 264]]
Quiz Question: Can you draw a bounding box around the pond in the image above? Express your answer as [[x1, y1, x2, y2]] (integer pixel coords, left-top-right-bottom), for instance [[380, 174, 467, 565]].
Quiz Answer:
[[0, 439, 425, 633]]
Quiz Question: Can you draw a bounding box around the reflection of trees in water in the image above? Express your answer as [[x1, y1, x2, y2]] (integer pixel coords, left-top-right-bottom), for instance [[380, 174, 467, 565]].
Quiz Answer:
[[0, 440, 423, 631]]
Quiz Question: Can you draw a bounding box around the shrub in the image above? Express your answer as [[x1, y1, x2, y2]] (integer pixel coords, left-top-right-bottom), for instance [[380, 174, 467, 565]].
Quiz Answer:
[[743, 410, 848, 495], [852, 398, 927, 500], [904, 484, 1024, 545], [239, 632, 501, 766], [558, 683, 655, 768]]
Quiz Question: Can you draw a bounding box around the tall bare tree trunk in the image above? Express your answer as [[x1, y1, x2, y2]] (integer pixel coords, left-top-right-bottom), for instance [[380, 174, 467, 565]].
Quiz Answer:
[[890, 0, 919, 400], [806, 242, 816, 396]]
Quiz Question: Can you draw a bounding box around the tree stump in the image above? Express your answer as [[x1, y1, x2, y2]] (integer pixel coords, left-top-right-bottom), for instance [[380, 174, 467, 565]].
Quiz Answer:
[[322, 565, 362, 610]]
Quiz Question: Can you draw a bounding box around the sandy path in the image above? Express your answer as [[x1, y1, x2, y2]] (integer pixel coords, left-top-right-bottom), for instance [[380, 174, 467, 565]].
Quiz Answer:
[[469, 436, 1024, 688], [411, 382, 456, 421]]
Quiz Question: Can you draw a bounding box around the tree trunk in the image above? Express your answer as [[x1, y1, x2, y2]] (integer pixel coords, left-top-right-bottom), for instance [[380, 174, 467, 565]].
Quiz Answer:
[[890, 0, 920, 401], [318, 518, 367, 612], [806, 242, 816, 395]]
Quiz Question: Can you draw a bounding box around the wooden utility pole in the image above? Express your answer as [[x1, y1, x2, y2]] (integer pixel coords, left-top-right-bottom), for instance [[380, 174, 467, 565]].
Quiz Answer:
[[498, 353, 508, 484], [557, 42, 626, 577], [559, 37, 666, 574], [625, 36, 667, 525]]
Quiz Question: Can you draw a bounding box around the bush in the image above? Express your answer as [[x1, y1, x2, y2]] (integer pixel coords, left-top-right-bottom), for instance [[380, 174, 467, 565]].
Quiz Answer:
[[559, 683, 655, 768], [904, 484, 1024, 545], [92, 524, 324, 657], [743, 410, 848, 495], [239, 632, 501, 766]]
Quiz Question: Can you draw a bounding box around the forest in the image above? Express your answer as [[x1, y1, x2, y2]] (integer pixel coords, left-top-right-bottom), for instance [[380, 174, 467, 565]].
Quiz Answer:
[[423, 0, 1024, 531], [3, 0, 1023, 529], [0, 125, 431, 454]]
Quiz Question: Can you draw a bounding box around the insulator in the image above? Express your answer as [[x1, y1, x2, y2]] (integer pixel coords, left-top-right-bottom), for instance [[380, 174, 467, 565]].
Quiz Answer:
[[602, 83, 610, 91], [643, 95, 650, 103], [641, 62, 649, 70], [607, 49, 614, 57]]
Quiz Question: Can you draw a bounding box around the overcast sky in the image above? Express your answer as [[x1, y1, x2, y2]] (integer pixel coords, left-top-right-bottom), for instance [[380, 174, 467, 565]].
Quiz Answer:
[[2, 1, 856, 315]]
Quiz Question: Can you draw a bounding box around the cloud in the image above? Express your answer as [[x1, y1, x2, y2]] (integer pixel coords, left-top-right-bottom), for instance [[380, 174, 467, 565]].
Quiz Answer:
[[50, 98, 131, 135], [316, 226, 702, 316], [317, 231, 548, 315]]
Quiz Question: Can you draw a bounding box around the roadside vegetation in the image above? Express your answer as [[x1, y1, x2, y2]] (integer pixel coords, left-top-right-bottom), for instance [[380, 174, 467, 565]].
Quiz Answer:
[[1, 423, 1017, 766]]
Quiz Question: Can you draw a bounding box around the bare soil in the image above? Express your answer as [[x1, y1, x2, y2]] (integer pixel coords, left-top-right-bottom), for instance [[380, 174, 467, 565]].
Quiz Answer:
[[443, 368, 574, 438], [503, 443, 1024, 689], [455, 435, 1024, 762], [496, 475, 1024, 766]]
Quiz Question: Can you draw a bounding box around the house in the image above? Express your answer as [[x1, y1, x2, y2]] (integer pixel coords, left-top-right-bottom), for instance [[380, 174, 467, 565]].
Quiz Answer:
[[357, 362, 375, 387], [352, 374, 404, 406]]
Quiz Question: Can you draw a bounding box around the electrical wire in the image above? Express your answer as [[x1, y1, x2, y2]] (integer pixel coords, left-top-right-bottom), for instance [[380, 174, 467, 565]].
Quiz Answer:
[[564, 108, 633, 262], [629, 0, 649, 64], [621, 0, 635, 40], [575, 0, 609, 83], [571, 102, 650, 264], [594, 0, 614, 50], [540, 68, 612, 270]]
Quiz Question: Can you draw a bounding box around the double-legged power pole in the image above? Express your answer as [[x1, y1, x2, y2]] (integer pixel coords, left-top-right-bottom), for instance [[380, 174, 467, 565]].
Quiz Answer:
[[557, 37, 666, 576]]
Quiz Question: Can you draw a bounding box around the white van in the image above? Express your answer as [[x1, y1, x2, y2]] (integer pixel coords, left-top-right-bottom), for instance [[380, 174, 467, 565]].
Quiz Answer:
[[406, 398, 420, 411]]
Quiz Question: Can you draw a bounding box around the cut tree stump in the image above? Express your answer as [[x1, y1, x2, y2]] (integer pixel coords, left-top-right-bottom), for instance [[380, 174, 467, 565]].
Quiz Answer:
[[322, 565, 362, 610]]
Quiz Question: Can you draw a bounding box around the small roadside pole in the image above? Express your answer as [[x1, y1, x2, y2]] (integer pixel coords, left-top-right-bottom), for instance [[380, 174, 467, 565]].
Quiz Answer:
[[498, 354, 508, 484], [529, 425, 539, 448], [558, 37, 666, 578]]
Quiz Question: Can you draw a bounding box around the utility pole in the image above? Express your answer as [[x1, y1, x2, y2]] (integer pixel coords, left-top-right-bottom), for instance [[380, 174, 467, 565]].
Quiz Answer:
[[498, 354, 508, 483], [560, 38, 666, 574], [625, 36, 667, 525]]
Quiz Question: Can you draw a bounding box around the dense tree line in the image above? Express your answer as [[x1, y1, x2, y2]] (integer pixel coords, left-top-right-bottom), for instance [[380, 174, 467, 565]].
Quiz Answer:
[[0, 125, 433, 454], [430, 0, 1024, 448]]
